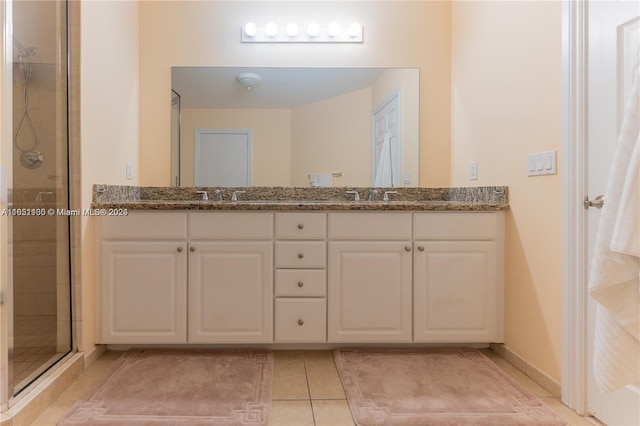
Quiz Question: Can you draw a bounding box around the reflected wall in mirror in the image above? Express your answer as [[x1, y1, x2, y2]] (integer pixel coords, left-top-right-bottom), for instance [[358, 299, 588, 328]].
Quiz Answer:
[[171, 67, 419, 187]]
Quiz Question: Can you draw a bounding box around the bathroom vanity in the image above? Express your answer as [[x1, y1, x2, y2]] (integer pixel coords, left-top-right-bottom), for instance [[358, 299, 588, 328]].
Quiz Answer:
[[93, 185, 508, 346]]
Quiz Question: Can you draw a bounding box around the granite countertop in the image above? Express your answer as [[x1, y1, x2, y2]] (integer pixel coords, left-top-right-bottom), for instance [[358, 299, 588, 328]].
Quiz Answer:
[[91, 185, 509, 212]]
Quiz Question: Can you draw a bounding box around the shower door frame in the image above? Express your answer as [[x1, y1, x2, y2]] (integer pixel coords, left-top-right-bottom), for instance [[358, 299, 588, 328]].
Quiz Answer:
[[0, 0, 75, 408], [0, 0, 15, 409]]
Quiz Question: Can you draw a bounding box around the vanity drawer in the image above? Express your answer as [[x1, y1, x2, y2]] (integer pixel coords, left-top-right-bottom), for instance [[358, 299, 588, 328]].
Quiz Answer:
[[413, 212, 502, 240], [275, 242, 326, 268], [328, 213, 412, 240], [275, 298, 326, 342], [276, 212, 326, 240], [101, 212, 187, 240], [189, 212, 273, 240], [275, 270, 326, 297]]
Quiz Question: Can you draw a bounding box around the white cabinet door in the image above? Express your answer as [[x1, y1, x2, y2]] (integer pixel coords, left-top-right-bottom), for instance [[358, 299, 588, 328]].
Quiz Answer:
[[188, 242, 273, 343], [328, 241, 413, 343], [100, 242, 187, 344], [414, 241, 500, 342]]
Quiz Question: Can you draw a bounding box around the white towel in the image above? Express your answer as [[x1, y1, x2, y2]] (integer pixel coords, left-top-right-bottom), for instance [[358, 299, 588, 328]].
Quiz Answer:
[[589, 69, 640, 392], [374, 133, 393, 187], [309, 173, 332, 187]]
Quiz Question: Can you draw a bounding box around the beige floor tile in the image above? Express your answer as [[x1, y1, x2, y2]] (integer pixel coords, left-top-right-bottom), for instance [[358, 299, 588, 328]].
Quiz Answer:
[[312, 399, 356, 426], [304, 351, 346, 399], [273, 350, 309, 400], [271, 400, 315, 426], [30, 401, 71, 426]]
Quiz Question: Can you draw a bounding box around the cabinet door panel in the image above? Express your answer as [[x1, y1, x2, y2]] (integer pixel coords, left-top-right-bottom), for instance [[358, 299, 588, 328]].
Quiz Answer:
[[188, 242, 273, 343], [328, 241, 412, 342], [414, 241, 499, 342], [101, 242, 187, 343]]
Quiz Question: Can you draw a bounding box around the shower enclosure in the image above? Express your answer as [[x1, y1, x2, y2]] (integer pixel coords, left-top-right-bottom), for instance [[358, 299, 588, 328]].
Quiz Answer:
[[1, 0, 72, 401]]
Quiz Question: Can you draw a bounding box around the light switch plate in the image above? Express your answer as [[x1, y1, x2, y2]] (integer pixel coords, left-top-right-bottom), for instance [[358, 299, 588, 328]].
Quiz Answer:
[[527, 151, 556, 176], [469, 162, 478, 180]]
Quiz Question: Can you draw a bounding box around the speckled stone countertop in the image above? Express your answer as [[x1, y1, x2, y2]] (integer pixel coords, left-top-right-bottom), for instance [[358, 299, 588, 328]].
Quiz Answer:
[[91, 185, 509, 211]]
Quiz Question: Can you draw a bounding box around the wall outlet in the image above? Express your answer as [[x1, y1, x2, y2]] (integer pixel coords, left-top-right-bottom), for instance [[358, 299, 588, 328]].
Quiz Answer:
[[469, 162, 478, 180], [126, 162, 133, 180]]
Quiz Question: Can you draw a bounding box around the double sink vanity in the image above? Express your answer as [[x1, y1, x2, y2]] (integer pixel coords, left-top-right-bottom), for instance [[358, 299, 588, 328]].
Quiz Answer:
[[93, 185, 508, 346]]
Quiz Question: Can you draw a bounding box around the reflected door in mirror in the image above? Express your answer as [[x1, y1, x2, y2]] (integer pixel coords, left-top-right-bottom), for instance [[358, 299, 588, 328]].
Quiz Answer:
[[194, 129, 253, 186]]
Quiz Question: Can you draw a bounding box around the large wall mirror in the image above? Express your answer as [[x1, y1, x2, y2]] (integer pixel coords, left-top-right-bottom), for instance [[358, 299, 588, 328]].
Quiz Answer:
[[171, 67, 419, 187]]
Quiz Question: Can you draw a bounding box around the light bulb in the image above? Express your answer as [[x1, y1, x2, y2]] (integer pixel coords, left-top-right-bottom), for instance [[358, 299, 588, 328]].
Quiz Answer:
[[348, 22, 362, 37], [307, 22, 320, 37], [328, 22, 341, 37], [286, 23, 298, 37], [244, 22, 257, 37], [265, 22, 278, 37]]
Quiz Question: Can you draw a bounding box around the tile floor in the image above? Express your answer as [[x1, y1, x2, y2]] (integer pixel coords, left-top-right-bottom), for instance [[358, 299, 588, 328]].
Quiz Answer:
[[31, 349, 597, 426]]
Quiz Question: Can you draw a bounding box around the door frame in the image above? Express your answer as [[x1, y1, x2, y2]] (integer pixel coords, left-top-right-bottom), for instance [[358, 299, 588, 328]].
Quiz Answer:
[[561, 0, 590, 415]]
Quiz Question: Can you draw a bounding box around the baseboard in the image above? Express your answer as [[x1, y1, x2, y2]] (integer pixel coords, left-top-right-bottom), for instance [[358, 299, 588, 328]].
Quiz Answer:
[[491, 343, 561, 397], [83, 344, 107, 369]]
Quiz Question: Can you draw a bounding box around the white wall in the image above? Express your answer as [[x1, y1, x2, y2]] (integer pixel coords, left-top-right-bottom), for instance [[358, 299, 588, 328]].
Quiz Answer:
[[80, 0, 139, 354], [138, 1, 452, 186], [291, 88, 372, 186], [450, 0, 563, 381], [180, 108, 292, 186]]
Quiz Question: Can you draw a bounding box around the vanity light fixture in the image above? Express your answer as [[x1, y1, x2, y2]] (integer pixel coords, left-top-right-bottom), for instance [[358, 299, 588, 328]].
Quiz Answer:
[[241, 21, 363, 43]]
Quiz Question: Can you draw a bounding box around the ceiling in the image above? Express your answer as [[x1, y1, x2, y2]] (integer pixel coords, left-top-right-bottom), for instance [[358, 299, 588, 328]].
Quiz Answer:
[[171, 67, 386, 109]]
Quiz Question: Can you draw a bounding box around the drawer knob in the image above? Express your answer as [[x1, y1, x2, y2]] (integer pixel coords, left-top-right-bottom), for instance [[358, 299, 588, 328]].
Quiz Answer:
[[298, 319, 304, 326], [190, 246, 196, 252], [177, 247, 183, 253], [298, 224, 304, 230], [297, 281, 304, 287], [418, 246, 425, 252], [405, 246, 412, 252], [298, 253, 304, 259]]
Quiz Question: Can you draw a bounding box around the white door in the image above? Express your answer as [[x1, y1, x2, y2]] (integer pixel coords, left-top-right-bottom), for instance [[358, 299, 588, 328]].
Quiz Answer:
[[371, 90, 401, 187], [194, 129, 252, 186], [587, 1, 640, 424]]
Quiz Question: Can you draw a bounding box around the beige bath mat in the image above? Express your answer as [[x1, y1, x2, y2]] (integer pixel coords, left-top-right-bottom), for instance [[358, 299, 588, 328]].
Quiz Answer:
[[334, 348, 567, 426], [58, 349, 273, 425]]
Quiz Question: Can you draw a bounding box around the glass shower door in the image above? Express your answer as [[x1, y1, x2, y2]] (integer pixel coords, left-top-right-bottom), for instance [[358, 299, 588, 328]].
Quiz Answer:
[[9, 0, 72, 395]]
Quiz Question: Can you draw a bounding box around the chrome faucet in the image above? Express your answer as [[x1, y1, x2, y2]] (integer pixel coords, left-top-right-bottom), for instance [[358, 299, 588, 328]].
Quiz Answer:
[[231, 190, 246, 202], [346, 190, 360, 202], [367, 189, 378, 202], [213, 189, 223, 201], [196, 190, 209, 201], [383, 191, 398, 202]]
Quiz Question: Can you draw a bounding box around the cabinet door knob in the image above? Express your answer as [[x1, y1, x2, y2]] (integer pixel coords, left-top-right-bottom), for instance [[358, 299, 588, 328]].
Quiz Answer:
[[405, 246, 412, 252], [177, 247, 183, 253], [189, 246, 195, 252], [298, 319, 304, 326], [297, 281, 304, 287], [418, 246, 425, 252], [298, 253, 304, 259], [298, 223, 304, 230]]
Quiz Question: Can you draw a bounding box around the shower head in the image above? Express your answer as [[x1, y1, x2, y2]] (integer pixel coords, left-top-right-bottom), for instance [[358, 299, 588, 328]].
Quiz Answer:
[[12, 37, 37, 59]]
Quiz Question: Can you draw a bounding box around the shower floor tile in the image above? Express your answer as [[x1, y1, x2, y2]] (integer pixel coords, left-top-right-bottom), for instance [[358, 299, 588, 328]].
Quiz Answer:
[[13, 315, 68, 392]]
